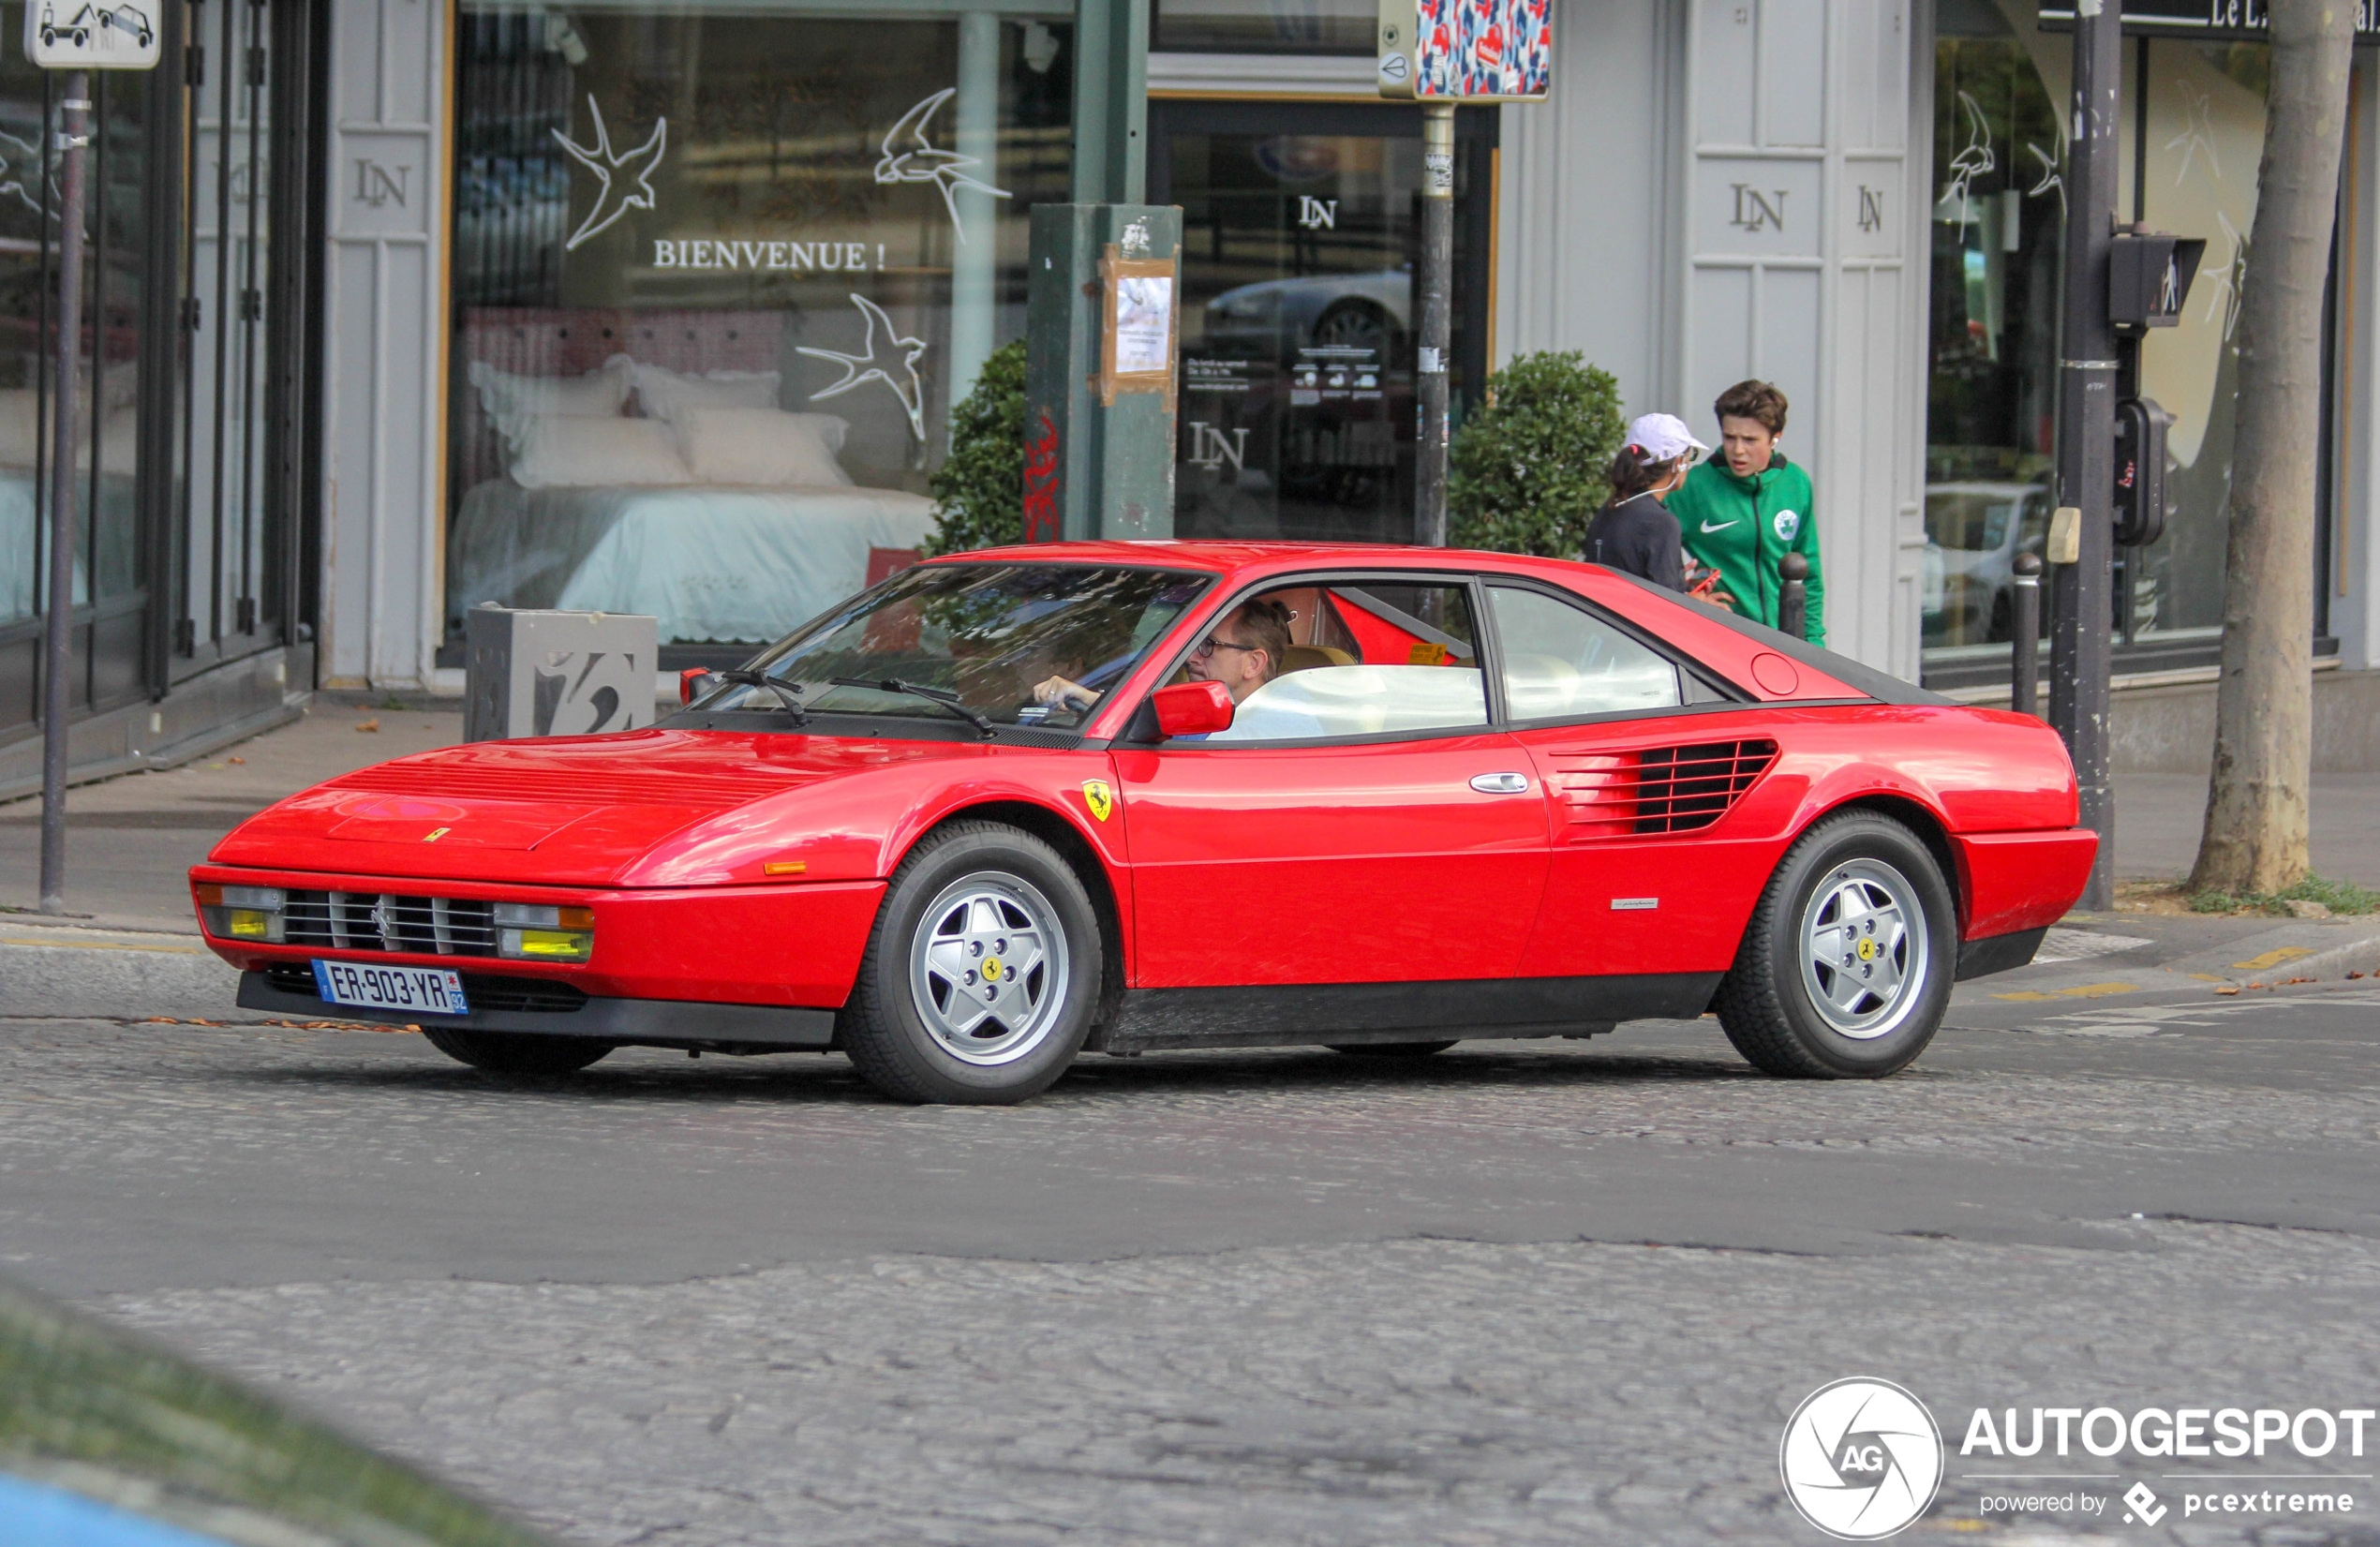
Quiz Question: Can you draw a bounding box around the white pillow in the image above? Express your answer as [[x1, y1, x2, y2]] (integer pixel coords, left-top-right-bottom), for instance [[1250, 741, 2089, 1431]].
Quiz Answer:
[[674, 407, 852, 486], [0, 390, 140, 472], [509, 415, 691, 488], [469, 357, 631, 454], [632, 362, 781, 423]]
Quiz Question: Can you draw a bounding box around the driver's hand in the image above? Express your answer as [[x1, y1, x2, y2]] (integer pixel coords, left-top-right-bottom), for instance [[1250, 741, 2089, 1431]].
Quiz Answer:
[[1034, 675, 1098, 708]]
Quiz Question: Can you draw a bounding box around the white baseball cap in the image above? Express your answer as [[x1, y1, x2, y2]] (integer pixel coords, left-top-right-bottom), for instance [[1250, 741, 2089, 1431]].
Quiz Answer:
[[1625, 412, 1712, 465]]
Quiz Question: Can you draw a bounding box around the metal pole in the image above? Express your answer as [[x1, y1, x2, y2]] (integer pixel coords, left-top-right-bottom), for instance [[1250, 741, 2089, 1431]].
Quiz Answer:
[[37, 77, 90, 916], [2048, 0, 2120, 911], [1778, 552, 1808, 642], [2011, 551, 2043, 718], [1415, 102, 1453, 545]]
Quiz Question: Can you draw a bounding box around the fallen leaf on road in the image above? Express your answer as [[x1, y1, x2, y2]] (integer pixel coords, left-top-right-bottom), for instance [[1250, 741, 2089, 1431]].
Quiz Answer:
[[2213, 985, 2240, 995], [228, 756, 245, 765], [355, 718, 379, 733]]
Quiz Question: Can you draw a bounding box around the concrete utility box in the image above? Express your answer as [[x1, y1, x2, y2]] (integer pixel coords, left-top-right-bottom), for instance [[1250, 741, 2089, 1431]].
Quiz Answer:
[[465, 606, 659, 742]]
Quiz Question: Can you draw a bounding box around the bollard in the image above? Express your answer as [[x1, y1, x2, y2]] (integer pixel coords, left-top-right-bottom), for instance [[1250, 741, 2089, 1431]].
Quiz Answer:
[[1778, 553, 1808, 643], [2011, 552, 2043, 719]]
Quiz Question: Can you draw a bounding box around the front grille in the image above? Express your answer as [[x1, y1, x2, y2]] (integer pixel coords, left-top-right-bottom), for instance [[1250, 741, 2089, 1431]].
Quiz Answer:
[[263, 961, 587, 1015], [1549, 737, 1779, 840], [282, 891, 498, 956]]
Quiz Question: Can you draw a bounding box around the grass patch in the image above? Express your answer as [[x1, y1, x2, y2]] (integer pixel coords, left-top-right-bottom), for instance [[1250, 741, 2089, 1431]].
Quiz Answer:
[[2187, 873, 2380, 916]]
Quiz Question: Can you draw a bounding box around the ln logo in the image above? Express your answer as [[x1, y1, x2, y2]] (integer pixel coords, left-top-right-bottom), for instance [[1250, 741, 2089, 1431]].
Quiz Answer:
[[354, 159, 409, 208], [1297, 196, 1338, 231], [1730, 183, 1787, 233], [1857, 185, 1884, 232], [1186, 422, 1249, 473]]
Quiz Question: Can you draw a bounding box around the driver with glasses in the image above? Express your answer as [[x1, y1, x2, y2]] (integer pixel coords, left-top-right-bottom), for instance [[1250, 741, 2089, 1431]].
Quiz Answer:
[[1034, 599, 1291, 715]]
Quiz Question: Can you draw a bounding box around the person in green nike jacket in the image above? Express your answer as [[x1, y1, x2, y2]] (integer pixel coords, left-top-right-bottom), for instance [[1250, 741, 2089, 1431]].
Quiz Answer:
[[1668, 379, 1825, 646]]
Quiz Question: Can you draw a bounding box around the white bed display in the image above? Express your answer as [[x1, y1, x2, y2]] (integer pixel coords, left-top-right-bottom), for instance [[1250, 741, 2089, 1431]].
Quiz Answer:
[[449, 349, 940, 645]]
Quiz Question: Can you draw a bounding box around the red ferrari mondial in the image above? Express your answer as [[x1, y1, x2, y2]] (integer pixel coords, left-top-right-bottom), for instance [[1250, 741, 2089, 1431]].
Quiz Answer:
[[193, 543, 2093, 1103]]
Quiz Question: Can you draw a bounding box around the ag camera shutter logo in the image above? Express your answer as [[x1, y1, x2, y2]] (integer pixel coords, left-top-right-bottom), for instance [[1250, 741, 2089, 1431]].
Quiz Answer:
[[1780, 1377, 1944, 1540]]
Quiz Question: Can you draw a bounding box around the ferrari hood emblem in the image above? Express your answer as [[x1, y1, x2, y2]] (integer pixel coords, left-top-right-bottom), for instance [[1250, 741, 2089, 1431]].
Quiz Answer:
[[1081, 780, 1114, 822], [424, 826, 451, 842]]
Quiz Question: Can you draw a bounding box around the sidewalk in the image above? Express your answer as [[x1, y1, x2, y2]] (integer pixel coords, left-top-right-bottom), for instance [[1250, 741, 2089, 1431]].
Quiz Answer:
[[1, 699, 2373, 931]]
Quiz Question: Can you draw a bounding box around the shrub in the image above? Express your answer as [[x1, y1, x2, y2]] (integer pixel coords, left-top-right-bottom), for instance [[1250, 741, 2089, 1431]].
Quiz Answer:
[[1448, 350, 1627, 557], [922, 340, 1029, 557]]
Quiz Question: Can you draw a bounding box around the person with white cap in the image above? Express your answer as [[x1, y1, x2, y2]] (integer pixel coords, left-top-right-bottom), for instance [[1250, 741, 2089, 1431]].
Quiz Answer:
[[1579, 412, 1708, 590]]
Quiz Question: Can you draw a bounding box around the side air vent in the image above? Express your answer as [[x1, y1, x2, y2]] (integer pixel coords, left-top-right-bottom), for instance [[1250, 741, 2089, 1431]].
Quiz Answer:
[[1546, 738, 1779, 840]]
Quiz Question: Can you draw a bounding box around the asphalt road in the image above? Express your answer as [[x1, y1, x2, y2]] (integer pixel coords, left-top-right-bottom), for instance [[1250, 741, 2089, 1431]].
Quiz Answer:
[[3, 931, 2376, 1546]]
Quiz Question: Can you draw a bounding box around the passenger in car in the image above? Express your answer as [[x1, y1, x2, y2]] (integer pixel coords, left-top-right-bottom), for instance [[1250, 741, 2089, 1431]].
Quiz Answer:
[[1034, 598, 1294, 711]]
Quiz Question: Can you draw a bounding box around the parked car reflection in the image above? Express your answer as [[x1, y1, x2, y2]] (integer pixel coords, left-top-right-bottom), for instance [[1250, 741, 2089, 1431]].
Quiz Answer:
[[1923, 481, 2049, 647]]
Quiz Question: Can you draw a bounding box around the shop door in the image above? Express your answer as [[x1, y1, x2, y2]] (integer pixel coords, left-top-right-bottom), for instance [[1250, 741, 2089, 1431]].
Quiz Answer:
[[1149, 99, 1493, 545]]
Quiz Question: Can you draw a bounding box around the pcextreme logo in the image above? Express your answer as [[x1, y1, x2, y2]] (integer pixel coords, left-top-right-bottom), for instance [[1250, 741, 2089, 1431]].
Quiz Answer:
[[1779, 1377, 1944, 1540]]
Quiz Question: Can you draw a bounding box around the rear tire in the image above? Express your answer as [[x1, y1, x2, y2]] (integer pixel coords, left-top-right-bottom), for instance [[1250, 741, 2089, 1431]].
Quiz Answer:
[[1327, 1040, 1456, 1057], [421, 1025, 613, 1075], [840, 821, 1102, 1104], [1712, 811, 1955, 1078]]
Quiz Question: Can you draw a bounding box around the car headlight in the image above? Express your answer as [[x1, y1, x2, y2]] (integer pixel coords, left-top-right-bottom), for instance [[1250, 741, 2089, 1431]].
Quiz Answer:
[[494, 902, 594, 962], [196, 884, 285, 944]]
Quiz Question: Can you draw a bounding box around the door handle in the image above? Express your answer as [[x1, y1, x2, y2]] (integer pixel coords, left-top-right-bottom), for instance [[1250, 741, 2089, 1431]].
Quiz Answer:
[[1469, 772, 1531, 794]]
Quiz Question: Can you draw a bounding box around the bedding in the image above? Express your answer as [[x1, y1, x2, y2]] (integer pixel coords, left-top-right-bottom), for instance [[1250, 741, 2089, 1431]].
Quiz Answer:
[[467, 357, 632, 455], [448, 479, 938, 644], [509, 416, 692, 489], [631, 362, 781, 423], [673, 408, 853, 487]]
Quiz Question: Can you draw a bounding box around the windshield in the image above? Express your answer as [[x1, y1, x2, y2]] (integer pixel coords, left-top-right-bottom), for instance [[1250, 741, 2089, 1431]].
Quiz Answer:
[[699, 562, 1212, 732]]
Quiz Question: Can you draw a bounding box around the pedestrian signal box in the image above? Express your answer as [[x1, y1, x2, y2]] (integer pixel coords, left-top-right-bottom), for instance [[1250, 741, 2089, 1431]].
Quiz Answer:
[[2113, 397, 2172, 549], [2108, 231, 2206, 329]]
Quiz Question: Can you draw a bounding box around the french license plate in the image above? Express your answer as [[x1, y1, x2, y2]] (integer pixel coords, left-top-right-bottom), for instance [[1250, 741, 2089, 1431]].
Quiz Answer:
[[311, 959, 470, 1017]]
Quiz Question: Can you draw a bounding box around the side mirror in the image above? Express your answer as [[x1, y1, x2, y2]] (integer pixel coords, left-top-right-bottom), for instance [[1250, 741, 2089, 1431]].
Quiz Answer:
[[1152, 679, 1234, 737], [679, 667, 717, 706]]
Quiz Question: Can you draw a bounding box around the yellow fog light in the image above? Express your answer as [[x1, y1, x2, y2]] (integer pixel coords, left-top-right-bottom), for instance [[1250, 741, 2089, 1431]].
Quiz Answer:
[[495, 902, 594, 962], [200, 885, 284, 943]]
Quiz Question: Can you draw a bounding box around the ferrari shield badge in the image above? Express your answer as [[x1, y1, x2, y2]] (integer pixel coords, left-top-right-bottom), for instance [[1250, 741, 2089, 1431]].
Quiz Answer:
[[1081, 780, 1115, 822]]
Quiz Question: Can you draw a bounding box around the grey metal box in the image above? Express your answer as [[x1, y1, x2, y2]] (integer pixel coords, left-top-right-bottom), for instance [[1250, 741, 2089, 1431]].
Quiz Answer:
[[464, 605, 660, 742]]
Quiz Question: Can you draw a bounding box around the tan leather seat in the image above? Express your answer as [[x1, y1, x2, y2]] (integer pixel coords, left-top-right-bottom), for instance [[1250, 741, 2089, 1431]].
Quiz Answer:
[[1281, 644, 1355, 673]]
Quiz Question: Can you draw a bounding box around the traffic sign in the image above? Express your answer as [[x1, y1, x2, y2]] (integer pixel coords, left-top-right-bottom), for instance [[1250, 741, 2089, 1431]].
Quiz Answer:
[[24, 2, 160, 69]]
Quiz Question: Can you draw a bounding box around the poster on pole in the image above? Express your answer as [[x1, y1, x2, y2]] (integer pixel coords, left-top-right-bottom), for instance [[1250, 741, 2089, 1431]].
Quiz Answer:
[[1377, 0, 1550, 101], [23, 2, 162, 68]]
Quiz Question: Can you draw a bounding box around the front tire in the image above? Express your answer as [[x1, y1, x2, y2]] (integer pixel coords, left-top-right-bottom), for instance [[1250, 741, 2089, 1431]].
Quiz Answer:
[[1712, 811, 1955, 1078], [421, 1025, 613, 1075], [840, 821, 1102, 1104]]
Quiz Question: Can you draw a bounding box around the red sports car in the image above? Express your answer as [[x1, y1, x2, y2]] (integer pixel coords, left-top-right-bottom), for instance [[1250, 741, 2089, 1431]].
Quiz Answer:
[[192, 543, 2093, 1104]]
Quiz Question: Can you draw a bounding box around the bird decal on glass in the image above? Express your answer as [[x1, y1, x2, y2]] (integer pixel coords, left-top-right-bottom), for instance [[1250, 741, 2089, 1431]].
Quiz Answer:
[[551, 97, 667, 252], [873, 88, 1011, 245], [797, 294, 930, 440]]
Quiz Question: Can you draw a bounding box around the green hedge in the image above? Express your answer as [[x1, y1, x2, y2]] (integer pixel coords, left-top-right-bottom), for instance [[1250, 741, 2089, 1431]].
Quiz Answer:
[[922, 340, 1030, 557], [1449, 350, 1625, 557]]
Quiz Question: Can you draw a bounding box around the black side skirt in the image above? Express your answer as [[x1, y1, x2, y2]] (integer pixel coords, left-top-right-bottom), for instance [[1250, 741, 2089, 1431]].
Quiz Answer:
[[1096, 973, 1724, 1052], [235, 973, 837, 1049], [1954, 927, 2049, 982]]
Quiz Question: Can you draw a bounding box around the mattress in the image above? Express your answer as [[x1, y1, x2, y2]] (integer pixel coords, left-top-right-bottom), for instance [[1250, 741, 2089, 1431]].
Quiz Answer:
[[448, 480, 939, 645]]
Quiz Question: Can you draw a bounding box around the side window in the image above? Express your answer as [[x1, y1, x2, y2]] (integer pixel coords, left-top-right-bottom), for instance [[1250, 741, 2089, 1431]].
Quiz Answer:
[[1486, 586, 1682, 721], [1197, 582, 1490, 743]]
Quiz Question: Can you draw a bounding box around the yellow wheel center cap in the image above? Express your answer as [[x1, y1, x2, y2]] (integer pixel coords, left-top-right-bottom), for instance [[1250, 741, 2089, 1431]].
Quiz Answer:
[[983, 959, 1003, 981], [1856, 938, 1878, 961]]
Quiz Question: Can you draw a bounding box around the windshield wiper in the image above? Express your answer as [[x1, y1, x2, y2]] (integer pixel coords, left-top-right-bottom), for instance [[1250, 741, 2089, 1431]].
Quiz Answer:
[[711, 669, 809, 722], [829, 677, 996, 737]]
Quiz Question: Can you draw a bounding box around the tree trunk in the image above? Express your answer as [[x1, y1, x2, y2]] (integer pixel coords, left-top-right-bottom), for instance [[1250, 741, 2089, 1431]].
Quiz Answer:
[[2189, 0, 2356, 895]]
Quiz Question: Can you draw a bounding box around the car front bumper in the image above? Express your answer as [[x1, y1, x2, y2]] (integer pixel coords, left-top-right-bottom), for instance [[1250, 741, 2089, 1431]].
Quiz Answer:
[[236, 970, 837, 1048]]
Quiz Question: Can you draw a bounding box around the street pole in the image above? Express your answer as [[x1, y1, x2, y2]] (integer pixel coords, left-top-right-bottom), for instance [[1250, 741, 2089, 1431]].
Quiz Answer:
[[1415, 102, 1453, 546], [37, 77, 90, 916], [2048, 1, 2120, 912]]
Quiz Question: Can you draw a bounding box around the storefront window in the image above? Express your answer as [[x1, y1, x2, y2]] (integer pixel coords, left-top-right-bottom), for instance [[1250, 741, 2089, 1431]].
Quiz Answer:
[[1154, 101, 1493, 543], [446, 2, 1071, 650], [1153, 0, 1375, 53], [1924, 3, 2268, 682], [0, 30, 156, 729]]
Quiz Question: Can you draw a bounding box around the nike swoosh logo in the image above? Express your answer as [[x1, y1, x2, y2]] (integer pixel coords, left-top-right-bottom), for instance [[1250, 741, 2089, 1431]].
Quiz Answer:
[[1700, 519, 1739, 533]]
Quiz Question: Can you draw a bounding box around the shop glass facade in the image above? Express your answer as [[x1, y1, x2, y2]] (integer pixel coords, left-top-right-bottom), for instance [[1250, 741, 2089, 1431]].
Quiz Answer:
[[445, 2, 1072, 652], [1925, 0, 2291, 683], [0, 0, 311, 750]]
